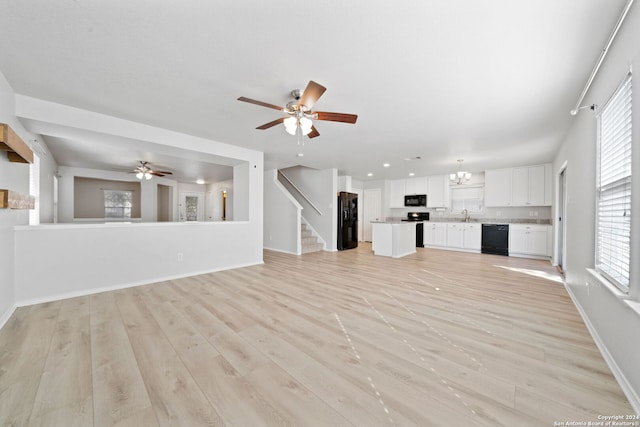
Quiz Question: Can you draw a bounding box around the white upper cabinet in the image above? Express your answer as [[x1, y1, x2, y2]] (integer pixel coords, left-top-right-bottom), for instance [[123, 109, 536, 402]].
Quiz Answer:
[[427, 175, 449, 208], [512, 164, 549, 206], [389, 179, 406, 208], [484, 168, 513, 207], [485, 164, 551, 207], [405, 177, 427, 195]]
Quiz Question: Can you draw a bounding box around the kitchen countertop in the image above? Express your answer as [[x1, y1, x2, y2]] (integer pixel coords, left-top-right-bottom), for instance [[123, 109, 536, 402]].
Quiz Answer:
[[381, 217, 551, 225], [370, 220, 421, 224]]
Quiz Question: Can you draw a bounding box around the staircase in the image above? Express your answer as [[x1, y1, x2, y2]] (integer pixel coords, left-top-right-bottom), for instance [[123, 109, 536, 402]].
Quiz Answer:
[[301, 223, 323, 254]]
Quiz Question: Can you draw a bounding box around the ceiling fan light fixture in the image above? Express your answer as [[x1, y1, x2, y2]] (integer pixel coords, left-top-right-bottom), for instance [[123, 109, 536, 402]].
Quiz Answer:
[[144, 172, 152, 180], [299, 117, 313, 135], [284, 117, 298, 135], [136, 172, 144, 179]]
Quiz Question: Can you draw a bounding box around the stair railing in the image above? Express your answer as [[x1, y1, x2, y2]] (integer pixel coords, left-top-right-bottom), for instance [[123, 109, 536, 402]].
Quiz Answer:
[[278, 170, 323, 216]]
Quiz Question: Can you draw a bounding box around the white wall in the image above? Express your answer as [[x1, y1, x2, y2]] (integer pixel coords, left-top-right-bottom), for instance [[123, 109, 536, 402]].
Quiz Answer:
[[0, 71, 40, 327], [280, 166, 338, 251], [0, 74, 26, 327], [233, 162, 250, 221], [14, 222, 259, 304], [263, 170, 301, 254], [553, 3, 640, 412]]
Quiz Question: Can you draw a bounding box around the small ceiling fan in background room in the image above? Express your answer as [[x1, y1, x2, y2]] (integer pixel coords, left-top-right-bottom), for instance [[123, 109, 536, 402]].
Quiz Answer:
[[130, 161, 173, 180], [237, 80, 358, 143]]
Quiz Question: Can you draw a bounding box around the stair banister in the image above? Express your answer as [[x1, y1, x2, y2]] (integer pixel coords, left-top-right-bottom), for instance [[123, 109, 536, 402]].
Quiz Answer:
[[277, 170, 323, 216]]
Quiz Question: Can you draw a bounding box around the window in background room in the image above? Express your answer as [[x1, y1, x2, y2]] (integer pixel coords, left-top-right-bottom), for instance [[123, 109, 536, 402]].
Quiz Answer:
[[596, 72, 632, 292], [104, 189, 133, 219]]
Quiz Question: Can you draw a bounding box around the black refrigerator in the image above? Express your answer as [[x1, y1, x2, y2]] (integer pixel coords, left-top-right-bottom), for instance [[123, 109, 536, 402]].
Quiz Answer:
[[337, 192, 358, 250]]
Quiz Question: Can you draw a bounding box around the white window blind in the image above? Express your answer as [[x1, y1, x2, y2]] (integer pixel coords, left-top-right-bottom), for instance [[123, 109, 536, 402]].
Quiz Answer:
[[596, 72, 632, 291], [450, 186, 483, 213]]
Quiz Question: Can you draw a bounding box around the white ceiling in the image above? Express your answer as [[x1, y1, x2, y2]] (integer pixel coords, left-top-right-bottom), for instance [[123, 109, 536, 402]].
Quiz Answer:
[[0, 1, 629, 182]]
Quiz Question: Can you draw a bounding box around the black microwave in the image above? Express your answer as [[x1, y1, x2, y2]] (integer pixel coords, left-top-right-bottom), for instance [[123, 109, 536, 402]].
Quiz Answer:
[[404, 194, 427, 207]]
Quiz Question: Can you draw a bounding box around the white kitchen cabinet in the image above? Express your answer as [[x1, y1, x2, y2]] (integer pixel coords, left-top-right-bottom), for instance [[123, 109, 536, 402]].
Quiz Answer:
[[486, 164, 552, 207], [509, 224, 550, 257], [463, 223, 482, 250], [405, 177, 427, 195], [446, 223, 464, 248], [424, 222, 446, 246], [484, 168, 512, 207], [427, 175, 449, 208], [512, 165, 548, 206], [389, 179, 406, 208]]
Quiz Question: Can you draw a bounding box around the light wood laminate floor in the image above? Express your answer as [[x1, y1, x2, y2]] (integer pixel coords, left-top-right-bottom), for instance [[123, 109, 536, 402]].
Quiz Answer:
[[0, 244, 634, 426]]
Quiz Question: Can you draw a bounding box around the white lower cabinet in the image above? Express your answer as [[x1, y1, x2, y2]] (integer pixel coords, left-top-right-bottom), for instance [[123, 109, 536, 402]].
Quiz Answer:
[[462, 223, 481, 250], [446, 223, 464, 248], [424, 222, 446, 246], [424, 222, 480, 252], [509, 224, 550, 257], [423, 222, 548, 258]]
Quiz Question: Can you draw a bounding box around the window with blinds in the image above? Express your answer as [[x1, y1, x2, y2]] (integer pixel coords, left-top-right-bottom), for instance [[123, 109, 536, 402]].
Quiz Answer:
[[596, 72, 632, 292], [450, 186, 483, 213]]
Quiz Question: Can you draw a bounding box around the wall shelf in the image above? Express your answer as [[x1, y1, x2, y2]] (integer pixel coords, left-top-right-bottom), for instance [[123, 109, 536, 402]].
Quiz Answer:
[[0, 123, 33, 164], [0, 189, 35, 209]]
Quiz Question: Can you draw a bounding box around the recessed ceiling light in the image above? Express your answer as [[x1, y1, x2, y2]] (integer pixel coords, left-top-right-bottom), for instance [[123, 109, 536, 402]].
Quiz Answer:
[[196, 179, 205, 185], [367, 173, 373, 177], [409, 172, 415, 176], [383, 163, 390, 168], [296, 153, 304, 157]]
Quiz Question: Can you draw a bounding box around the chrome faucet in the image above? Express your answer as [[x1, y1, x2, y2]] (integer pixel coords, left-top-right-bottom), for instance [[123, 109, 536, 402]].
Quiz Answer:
[[461, 209, 470, 222]]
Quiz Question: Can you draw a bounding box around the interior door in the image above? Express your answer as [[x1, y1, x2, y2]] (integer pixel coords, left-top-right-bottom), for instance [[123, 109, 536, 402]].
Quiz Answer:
[[557, 167, 567, 273], [363, 188, 382, 242], [179, 191, 204, 221]]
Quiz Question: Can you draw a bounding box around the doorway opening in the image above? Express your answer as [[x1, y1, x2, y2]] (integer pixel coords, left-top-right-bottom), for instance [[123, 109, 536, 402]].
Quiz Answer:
[[555, 163, 567, 277]]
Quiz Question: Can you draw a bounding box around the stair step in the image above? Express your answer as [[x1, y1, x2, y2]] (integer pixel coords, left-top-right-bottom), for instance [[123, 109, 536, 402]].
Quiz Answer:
[[301, 242, 323, 254], [300, 222, 322, 254]]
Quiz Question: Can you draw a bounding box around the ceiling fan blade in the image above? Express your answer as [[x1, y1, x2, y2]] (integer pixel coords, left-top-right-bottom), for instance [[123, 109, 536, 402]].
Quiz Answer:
[[315, 111, 358, 124], [150, 172, 166, 177], [237, 96, 284, 111], [298, 81, 326, 110], [307, 126, 320, 139], [256, 117, 285, 130], [152, 170, 173, 175]]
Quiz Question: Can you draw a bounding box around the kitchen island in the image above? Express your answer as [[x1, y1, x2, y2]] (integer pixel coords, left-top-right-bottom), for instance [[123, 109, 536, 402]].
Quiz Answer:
[[371, 221, 417, 258]]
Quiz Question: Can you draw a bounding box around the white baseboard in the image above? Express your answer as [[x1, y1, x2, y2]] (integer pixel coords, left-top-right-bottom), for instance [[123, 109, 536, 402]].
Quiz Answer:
[[564, 283, 640, 414], [263, 246, 300, 255], [0, 303, 17, 331], [16, 261, 263, 308]]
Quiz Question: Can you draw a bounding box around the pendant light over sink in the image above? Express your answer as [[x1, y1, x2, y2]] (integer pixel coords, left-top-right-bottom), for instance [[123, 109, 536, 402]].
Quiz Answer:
[[450, 159, 472, 185]]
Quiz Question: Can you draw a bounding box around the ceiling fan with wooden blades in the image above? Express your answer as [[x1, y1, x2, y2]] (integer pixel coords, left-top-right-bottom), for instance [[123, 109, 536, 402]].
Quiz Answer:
[[237, 80, 358, 139], [130, 161, 173, 179]]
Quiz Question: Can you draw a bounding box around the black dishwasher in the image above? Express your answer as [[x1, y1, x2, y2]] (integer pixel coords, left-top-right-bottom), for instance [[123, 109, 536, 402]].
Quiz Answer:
[[481, 224, 509, 256]]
